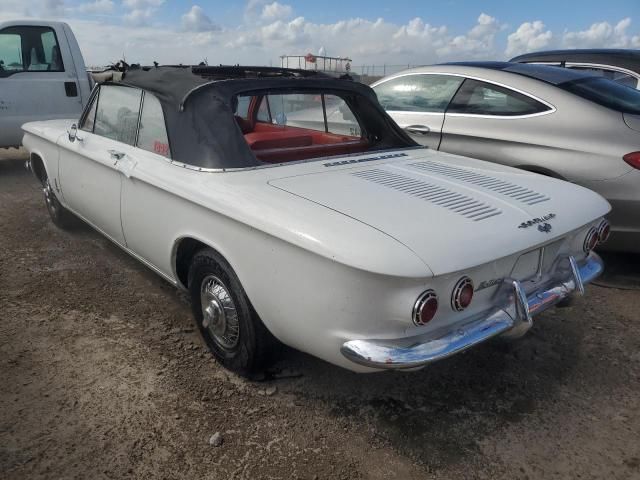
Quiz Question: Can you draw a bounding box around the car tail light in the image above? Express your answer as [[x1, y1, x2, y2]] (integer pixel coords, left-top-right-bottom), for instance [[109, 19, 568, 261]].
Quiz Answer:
[[623, 152, 640, 169], [413, 290, 438, 326], [583, 227, 599, 253], [451, 276, 474, 311], [597, 219, 611, 244]]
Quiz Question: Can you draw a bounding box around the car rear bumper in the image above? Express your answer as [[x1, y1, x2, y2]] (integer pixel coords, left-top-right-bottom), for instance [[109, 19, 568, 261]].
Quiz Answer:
[[340, 252, 603, 370]]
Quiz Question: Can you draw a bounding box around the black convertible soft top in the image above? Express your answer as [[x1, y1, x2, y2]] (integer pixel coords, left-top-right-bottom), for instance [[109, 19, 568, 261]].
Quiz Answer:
[[112, 66, 415, 170]]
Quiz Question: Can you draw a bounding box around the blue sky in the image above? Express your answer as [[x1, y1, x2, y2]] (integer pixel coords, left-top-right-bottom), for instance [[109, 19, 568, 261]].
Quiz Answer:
[[2, 0, 638, 66]]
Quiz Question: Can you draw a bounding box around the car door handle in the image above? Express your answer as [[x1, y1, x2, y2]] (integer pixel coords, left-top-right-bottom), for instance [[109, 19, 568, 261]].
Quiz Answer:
[[108, 150, 126, 161], [404, 125, 431, 135]]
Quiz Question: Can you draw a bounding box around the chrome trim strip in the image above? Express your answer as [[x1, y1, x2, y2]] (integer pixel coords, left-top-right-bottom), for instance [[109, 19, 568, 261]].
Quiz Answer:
[[161, 146, 428, 173], [340, 252, 603, 370], [564, 62, 640, 83], [373, 71, 557, 119]]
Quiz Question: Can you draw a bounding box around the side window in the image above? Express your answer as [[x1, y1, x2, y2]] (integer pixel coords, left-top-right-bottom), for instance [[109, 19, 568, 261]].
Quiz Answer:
[[235, 96, 251, 119], [94, 85, 142, 146], [0, 32, 23, 74], [137, 92, 171, 158], [40, 29, 63, 71], [80, 89, 99, 132], [447, 79, 550, 116], [0, 26, 64, 76], [373, 74, 464, 112], [324, 95, 361, 137], [256, 96, 270, 122]]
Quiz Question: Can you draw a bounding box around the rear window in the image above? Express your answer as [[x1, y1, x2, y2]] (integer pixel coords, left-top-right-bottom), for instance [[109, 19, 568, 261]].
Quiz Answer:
[[556, 77, 640, 115], [233, 91, 369, 163]]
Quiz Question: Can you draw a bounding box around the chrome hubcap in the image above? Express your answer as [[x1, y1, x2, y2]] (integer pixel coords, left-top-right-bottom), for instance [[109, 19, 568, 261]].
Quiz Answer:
[[200, 275, 239, 349], [43, 180, 57, 215]]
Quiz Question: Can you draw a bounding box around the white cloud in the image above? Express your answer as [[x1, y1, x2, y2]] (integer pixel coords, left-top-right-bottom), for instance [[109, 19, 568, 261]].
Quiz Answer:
[[505, 21, 553, 57], [122, 0, 163, 8], [124, 8, 154, 26], [1, 2, 638, 70], [261, 2, 293, 21], [121, 0, 164, 26], [437, 13, 501, 58], [44, 0, 65, 16], [78, 0, 114, 14], [563, 18, 640, 48], [181, 5, 219, 32]]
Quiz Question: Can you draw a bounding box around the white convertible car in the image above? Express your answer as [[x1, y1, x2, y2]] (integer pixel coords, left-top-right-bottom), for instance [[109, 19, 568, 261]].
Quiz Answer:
[[23, 66, 610, 375]]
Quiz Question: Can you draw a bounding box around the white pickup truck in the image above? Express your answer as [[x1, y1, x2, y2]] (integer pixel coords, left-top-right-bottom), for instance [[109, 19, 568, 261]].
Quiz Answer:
[[0, 20, 91, 148]]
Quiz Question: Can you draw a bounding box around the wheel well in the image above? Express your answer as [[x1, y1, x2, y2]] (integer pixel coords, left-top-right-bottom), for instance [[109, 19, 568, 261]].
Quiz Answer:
[[174, 237, 211, 288], [30, 153, 47, 186], [516, 165, 566, 181]]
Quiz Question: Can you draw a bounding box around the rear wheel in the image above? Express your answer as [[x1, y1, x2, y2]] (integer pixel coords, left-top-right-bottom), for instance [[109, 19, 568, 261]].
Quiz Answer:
[[43, 176, 76, 229], [188, 248, 279, 376]]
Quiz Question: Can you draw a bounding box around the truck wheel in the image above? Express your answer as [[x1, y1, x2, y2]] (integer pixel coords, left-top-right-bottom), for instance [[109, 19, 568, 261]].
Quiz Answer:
[[188, 248, 279, 376], [43, 177, 76, 229]]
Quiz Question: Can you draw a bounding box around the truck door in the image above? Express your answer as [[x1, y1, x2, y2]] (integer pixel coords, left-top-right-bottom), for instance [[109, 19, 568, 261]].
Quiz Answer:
[[0, 24, 85, 147], [372, 73, 464, 149]]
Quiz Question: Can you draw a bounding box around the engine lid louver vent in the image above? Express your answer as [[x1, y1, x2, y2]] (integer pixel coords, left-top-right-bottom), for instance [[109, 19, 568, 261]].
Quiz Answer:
[[410, 161, 550, 206], [352, 169, 502, 221]]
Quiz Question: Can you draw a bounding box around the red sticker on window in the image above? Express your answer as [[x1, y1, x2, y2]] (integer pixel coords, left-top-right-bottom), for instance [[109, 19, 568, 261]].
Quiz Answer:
[[153, 141, 169, 156]]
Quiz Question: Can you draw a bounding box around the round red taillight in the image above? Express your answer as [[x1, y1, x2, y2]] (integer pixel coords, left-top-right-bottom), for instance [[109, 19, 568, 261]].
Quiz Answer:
[[623, 152, 640, 170], [583, 227, 599, 253], [413, 290, 438, 326], [451, 276, 474, 311], [597, 219, 611, 244]]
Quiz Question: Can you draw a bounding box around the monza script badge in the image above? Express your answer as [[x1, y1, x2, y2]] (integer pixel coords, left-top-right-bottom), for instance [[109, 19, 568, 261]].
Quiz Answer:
[[518, 213, 556, 230]]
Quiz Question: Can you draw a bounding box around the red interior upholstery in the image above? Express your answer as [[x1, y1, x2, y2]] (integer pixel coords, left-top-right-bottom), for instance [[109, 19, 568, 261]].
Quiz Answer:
[[244, 122, 368, 163], [255, 139, 369, 163]]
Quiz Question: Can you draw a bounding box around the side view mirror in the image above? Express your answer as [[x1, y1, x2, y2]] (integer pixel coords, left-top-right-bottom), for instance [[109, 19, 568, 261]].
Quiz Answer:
[[67, 123, 83, 143]]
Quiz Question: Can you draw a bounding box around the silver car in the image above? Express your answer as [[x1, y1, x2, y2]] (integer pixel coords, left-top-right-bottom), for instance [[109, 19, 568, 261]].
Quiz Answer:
[[372, 62, 640, 252]]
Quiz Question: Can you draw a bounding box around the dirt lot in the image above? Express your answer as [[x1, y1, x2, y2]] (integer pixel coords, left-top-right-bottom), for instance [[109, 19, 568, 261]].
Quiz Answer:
[[1, 150, 640, 480]]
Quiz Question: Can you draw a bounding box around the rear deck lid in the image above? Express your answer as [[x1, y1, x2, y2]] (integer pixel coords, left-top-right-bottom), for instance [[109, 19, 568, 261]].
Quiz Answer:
[[269, 151, 610, 274]]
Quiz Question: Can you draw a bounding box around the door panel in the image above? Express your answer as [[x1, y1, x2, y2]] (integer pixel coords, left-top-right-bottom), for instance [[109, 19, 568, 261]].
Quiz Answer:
[[57, 84, 143, 246], [58, 132, 129, 245], [384, 111, 444, 149]]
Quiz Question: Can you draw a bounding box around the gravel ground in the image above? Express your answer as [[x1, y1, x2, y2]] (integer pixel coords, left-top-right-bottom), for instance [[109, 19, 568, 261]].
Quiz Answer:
[[1, 150, 640, 480]]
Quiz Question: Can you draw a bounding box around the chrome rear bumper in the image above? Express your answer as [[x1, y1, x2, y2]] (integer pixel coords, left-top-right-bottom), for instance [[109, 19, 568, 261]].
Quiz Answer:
[[341, 252, 603, 370]]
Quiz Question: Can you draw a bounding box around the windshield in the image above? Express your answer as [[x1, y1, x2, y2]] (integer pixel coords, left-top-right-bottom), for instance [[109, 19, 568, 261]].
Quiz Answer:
[[556, 77, 640, 114]]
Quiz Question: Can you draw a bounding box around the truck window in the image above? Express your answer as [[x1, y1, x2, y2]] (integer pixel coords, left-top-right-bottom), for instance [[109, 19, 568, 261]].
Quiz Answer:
[[0, 33, 22, 73], [137, 92, 171, 158], [0, 26, 64, 76]]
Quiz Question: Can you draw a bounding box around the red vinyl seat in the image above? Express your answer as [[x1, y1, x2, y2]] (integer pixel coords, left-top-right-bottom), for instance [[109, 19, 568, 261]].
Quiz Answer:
[[243, 122, 368, 163]]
